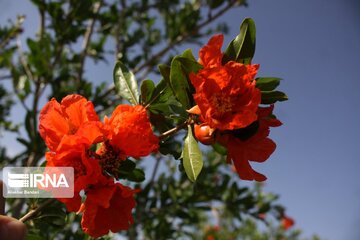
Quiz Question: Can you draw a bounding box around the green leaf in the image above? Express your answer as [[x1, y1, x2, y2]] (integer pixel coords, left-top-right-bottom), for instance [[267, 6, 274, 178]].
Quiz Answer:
[[207, 0, 224, 9], [175, 57, 202, 75], [153, 79, 172, 104], [169, 58, 192, 109], [261, 91, 288, 104], [118, 159, 136, 173], [113, 61, 139, 105], [255, 77, 282, 91], [159, 138, 182, 159], [168, 54, 202, 109], [140, 79, 155, 104], [144, 78, 173, 112], [222, 18, 256, 64], [26, 234, 47, 240], [212, 143, 227, 155], [149, 103, 171, 114], [126, 168, 145, 182], [158, 64, 171, 84], [182, 125, 203, 182], [16, 137, 30, 148], [181, 48, 197, 62]]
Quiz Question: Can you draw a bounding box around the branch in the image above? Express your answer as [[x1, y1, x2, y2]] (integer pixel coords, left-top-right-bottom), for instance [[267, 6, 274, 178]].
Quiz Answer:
[[0, 75, 12, 81], [149, 156, 161, 184], [77, 0, 103, 83], [98, 0, 239, 103], [38, 1, 45, 39], [14, 37, 32, 112], [19, 199, 56, 223], [0, 16, 24, 50], [16, 38, 34, 82], [158, 120, 191, 140], [133, 0, 239, 75]]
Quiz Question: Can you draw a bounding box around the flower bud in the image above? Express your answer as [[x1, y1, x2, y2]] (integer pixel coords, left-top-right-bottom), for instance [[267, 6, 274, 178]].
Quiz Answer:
[[194, 123, 216, 145]]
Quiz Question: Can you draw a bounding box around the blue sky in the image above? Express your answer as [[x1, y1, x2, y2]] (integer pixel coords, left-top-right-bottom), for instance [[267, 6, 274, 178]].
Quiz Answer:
[[233, 1, 360, 239], [1, 0, 360, 239]]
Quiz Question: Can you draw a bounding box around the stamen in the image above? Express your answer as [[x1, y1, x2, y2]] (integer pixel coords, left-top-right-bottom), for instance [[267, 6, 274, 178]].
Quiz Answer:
[[210, 92, 233, 114], [97, 141, 126, 179]]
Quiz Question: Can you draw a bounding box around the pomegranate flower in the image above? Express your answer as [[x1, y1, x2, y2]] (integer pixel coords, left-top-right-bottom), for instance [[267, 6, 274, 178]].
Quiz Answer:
[[39, 94, 100, 151], [189, 34, 261, 131], [220, 105, 281, 181], [45, 134, 105, 212], [104, 104, 159, 158], [79, 179, 139, 238]]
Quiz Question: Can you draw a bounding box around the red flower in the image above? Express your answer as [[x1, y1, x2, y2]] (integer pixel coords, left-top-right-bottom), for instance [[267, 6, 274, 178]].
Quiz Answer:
[[217, 105, 281, 181], [45, 134, 105, 212], [39, 95, 144, 237], [281, 215, 295, 230], [222, 134, 274, 182], [39, 94, 100, 151], [189, 34, 261, 131], [104, 104, 158, 158], [79, 180, 138, 238]]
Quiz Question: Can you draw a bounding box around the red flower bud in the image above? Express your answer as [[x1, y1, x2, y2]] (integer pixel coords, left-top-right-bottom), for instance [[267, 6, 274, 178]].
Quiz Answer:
[[194, 123, 215, 145]]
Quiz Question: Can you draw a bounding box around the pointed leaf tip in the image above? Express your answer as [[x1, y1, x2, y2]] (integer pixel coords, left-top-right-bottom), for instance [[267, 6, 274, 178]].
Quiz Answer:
[[113, 61, 139, 105], [182, 125, 204, 182]]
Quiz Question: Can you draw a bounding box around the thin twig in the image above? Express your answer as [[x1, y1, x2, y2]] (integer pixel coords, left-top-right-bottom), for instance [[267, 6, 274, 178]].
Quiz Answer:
[[133, 0, 238, 75], [149, 157, 161, 184], [13, 38, 32, 112], [0, 75, 12, 80], [158, 120, 190, 140], [38, 1, 45, 39], [19, 199, 56, 223], [98, 0, 238, 102], [114, 1, 126, 59], [0, 16, 24, 50], [77, 0, 103, 83], [16, 38, 34, 82]]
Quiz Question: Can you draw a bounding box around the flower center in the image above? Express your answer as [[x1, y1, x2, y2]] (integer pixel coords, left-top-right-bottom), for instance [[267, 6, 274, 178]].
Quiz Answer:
[[67, 118, 78, 135], [97, 141, 126, 178], [210, 92, 233, 115]]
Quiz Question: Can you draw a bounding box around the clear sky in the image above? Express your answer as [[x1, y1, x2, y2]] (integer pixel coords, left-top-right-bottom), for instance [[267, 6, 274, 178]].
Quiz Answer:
[[1, 0, 360, 239], [232, 1, 360, 239]]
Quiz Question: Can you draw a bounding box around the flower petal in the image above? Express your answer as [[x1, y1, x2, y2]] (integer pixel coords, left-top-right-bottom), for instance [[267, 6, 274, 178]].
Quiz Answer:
[[61, 94, 99, 132], [39, 98, 69, 151], [199, 34, 224, 68], [106, 105, 158, 158], [81, 181, 138, 238]]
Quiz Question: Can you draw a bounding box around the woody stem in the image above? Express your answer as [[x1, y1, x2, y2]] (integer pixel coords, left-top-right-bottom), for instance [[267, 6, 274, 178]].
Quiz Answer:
[[158, 120, 193, 140], [19, 198, 56, 223]]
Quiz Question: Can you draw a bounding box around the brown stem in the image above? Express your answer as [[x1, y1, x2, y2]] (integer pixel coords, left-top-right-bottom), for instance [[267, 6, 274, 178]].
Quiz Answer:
[[19, 199, 56, 223], [77, 0, 103, 84], [0, 75, 11, 80], [16, 38, 34, 82], [98, 1, 238, 103], [0, 16, 24, 50], [149, 157, 161, 184], [38, 1, 45, 39], [133, 0, 239, 75], [158, 120, 191, 140]]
